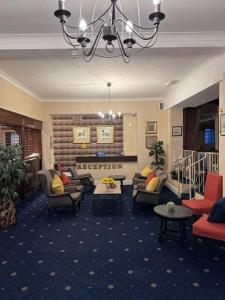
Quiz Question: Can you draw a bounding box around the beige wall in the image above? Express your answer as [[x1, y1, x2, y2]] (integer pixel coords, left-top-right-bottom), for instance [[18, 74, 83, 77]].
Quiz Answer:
[[0, 78, 42, 120], [166, 108, 183, 190], [42, 101, 169, 180], [219, 76, 225, 195]]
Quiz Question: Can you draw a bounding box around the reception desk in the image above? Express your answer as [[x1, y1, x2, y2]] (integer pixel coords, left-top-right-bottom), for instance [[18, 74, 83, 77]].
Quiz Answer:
[[76, 155, 138, 163]]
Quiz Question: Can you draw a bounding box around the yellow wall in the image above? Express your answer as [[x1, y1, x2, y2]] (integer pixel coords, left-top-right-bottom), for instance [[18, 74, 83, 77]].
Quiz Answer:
[[0, 78, 42, 120], [42, 101, 169, 180]]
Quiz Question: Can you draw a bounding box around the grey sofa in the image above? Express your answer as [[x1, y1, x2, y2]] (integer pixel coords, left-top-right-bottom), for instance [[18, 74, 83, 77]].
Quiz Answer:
[[133, 173, 168, 213], [37, 170, 81, 216]]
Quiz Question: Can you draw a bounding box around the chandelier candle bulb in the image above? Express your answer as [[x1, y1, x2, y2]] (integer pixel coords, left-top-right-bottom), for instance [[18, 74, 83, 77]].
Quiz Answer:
[[59, 0, 66, 10], [79, 19, 87, 31], [126, 20, 133, 34]]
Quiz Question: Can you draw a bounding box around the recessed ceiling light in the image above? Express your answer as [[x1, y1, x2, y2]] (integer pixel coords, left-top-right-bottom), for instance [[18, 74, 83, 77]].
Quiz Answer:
[[165, 80, 179, 87]]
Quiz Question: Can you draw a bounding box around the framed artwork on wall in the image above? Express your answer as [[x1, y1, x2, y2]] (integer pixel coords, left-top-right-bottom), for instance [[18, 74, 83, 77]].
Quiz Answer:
[[73, 126, 91, 143], [220, 114, 225, 136], [172, 126, 182, 136], [145, 121, 157, 134], [146, 135, 157, 148], [97, 126, 114, 143]]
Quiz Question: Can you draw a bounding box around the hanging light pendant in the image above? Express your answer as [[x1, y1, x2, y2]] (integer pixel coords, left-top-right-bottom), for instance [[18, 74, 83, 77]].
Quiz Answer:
[[98, 82, 122, 122], [54, 0, 165, 63]]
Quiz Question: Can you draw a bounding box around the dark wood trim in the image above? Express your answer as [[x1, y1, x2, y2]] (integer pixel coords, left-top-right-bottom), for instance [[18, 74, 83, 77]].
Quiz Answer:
[[0, 108, 42, 130], [76, 156, 138, 163]]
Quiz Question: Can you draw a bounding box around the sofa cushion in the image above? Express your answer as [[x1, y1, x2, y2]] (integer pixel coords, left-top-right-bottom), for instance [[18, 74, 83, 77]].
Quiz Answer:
[[193, 214, 225, 241], [61, 172, 71, 185], [182, 198, 213, 215], [208, 197, 225, 223], [145, 172, 156, 186], [146, 177, 159, 192], [52, 174, 64, 194], [141, 166, 154, 177]]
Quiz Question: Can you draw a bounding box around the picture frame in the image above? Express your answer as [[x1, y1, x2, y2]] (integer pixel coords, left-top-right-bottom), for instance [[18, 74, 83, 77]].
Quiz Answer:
[[97, 126, 114, 143], [146, 135, 157, 148], [172, 126, 182, 136], [73, 126, 91, 143], [145, 121, 157, 134], [220, 114, 225, 136]]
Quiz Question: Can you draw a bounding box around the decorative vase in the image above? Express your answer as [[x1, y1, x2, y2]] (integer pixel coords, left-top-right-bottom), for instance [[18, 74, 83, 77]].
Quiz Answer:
[[166, 201, 175, 211]]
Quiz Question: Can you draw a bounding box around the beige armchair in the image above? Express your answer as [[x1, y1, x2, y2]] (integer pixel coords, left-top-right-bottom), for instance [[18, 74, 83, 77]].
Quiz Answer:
[[37, 170, 81, 216], [133, 173, 168, 213]]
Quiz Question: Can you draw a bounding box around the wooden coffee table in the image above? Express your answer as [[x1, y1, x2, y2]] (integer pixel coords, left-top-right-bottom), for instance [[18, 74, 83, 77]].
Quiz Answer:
[[93, 182, 122, 215], [154, 204, 193, 244]]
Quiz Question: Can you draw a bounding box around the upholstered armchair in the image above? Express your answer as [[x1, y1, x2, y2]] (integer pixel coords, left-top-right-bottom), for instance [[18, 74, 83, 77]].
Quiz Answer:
[[69, 166, 94, 192], [133, 174, 168, 213], [48, 169, 84, 194], [37, 170, 81, 216], [182, 173, 223, 215], [133, 169, 164, 187]]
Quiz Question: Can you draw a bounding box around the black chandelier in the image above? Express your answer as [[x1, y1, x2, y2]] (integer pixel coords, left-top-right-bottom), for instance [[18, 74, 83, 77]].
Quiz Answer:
[[54, 0, 165, 63]]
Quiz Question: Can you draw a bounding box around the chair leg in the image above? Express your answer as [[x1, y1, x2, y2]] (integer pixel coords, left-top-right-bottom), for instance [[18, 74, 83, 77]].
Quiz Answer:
[[132, 199, 136, 214], [72, 203, 76, 217], [193, 235, 198, 258]]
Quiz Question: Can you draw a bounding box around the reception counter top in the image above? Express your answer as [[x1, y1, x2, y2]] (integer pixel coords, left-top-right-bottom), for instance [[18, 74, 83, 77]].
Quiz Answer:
[[75, 156, 138, 163]]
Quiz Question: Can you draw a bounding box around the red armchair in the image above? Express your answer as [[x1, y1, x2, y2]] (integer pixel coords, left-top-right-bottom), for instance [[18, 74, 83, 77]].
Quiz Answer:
[[192, 214, 225, 254], [182, 173, 223, 215]]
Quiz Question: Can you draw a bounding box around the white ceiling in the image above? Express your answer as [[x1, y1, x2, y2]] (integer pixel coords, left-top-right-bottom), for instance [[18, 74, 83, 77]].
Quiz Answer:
[[1, 0, 225, 34], [0, 0, 225, 101]]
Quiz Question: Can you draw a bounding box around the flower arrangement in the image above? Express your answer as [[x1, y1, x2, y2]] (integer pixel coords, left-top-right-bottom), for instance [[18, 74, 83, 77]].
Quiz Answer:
[[101, 177, 117, 189], [166, 201, 175, 211]]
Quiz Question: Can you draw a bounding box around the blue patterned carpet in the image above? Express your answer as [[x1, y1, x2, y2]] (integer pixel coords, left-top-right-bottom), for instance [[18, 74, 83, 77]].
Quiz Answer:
[[0, 186, 225, 300]]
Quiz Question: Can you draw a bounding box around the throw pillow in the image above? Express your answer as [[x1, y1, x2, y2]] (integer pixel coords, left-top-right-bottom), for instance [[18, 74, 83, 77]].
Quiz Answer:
[[141, 166, 154, 177], [145, 172, 156, 186], [208, 197, 225, 223], [146, 176, 160, 192], [52, 174, 64, 194], [61, 172, 71, 185], [68, 167, 78, 179]]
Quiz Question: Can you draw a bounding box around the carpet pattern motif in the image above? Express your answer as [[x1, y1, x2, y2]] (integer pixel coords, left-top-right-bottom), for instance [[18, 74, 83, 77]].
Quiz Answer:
[[0, 187, 225, 300]]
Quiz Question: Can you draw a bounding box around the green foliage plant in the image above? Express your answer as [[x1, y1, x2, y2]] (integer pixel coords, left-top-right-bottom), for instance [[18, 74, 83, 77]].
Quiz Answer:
[[149, 140, 165, 169], [0, 144, 25, 202]]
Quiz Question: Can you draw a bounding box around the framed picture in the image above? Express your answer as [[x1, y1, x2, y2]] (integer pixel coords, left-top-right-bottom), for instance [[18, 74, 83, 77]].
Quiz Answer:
[[73, 126, 91, 143], [146, 135, 157, 148], [145, 121, 157, 134], [97, 126, 114, 143], [220, 114, 225, 136], [172, 126, 182, 136]]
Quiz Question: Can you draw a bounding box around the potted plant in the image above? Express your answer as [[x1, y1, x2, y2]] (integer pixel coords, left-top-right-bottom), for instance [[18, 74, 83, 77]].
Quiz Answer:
[[0, 144, 25, 228], [170, 170, 178, 180], [149, 140, 165, 169]]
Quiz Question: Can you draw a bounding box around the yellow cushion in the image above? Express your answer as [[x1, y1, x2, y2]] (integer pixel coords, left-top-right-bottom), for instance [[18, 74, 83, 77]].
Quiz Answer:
[[140, 166, 154, 177], [52, 174, 64, 194], [146, 177, 160, 192]]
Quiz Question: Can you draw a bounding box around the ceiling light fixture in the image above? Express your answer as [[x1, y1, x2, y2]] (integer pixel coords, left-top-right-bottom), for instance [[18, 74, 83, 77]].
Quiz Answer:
[[98, 82, 121, 122], [54, 0, 165, 63]]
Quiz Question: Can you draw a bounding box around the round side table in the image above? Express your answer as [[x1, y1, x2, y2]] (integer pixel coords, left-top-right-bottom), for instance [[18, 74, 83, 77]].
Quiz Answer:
[[154, 204, 193, 244]]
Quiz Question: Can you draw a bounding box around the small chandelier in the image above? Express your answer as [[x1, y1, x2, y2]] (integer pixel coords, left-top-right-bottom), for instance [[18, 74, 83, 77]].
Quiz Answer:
[[98, 82, 121, 122], [54, 0, 165, 63]]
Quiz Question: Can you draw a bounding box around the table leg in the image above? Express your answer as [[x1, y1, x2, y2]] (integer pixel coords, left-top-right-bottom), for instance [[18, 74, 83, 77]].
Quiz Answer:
[[120, 179, 124, 193]]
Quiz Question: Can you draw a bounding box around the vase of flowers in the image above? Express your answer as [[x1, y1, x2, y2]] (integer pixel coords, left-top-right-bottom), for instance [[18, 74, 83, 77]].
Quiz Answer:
[[101, 177, 117, 190]]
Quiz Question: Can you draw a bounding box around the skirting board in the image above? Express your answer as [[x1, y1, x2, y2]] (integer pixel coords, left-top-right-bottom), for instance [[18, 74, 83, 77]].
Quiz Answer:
[[165, 182, 179, 196]]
